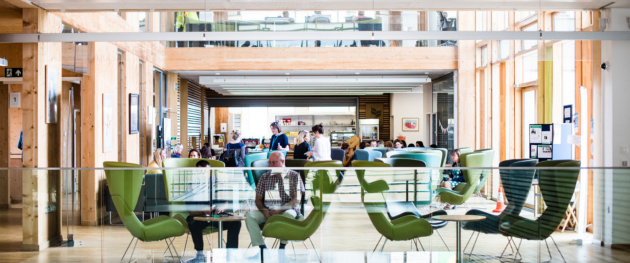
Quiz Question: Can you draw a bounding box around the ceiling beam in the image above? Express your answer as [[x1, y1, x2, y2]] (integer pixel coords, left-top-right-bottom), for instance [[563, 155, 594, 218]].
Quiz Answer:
[[2, 31, 630, 43]]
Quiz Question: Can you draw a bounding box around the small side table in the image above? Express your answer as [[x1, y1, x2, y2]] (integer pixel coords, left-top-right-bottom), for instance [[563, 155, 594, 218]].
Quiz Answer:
[[193, 216, 246, 248], [433, 215, 486, 263]]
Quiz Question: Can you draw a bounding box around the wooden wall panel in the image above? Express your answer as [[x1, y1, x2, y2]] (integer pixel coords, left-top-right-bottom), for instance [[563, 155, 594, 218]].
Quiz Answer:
[[165, 47, 458, 71], [180, 79, 189, 154], [0, 7, 22, 33], [214, 107, 228, 147], [0, 83, 9, 208], [81, 42, 118, 226], [142, 61, 154, 165], [21, 8, 63, 251], [457, 11, 476, 149], [52, 12, 165, 69], [123, 52, 140, 164], [358, 94, 391, 141]]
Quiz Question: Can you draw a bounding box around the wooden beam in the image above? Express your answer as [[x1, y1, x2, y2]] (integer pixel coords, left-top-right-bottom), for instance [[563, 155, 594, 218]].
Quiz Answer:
[[457, 11, 476, 149], [80, 42, 118, 226], [0, 7, 22, 33], [165, 47, 458, 71], [21, 8, 63, 251], [0, 82, 9, 208], [141, 61, 154, 165]]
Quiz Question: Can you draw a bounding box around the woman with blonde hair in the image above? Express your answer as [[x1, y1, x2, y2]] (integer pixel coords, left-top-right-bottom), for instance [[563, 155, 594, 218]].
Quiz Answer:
[[220, 130, 246, 167], [293, 130, 312, 159], [148, 148, 167, 173]]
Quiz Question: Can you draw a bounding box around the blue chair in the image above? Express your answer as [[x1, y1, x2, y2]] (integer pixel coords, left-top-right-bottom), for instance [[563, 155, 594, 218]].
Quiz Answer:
[[331, 148, 345, 163], [245, 152, 267, 190], [267, 150, 288, 158], [354, 149, 383, 161], [365, 147, 388, 156]]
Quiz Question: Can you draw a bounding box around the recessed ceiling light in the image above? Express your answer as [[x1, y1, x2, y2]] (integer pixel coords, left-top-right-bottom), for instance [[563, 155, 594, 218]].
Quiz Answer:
[[355, 72, 360, 75], [425, 72, 429, 74], [285, 73, 290, 75], [215, 73, 220, 75]]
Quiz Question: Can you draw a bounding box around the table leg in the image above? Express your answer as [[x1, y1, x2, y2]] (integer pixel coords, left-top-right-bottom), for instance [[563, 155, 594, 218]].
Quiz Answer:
[[456, 221, 462, 263], [218, 222, 223, 249]]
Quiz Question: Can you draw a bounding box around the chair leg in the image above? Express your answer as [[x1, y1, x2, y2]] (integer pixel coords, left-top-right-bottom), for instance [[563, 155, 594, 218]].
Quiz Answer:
[[417, 238, 425, 251], [412, 238, 419, 251], [165, 238, 175, 259], [512, 239, 523, 263], [206, 234, 213, 252], [435, 230, 450, 251], [167, 238, 183, 263], [291, 242, 297, 259], [550, 236, 567, 263], [380, 239, 388, 253], [373, 235, 384, 252], [110, 212, 112, 225], [478, 192, 488, 210], [127, 238, 139, 263], [463, 231, 475, 254], [544, 239, 552, 262], [164, 236, 176, 257], [120, 237, 135, 262], [499, 237, 512, 258], [468, 231, 480, 257], [308, 237, 321, 262], [182, 233, 189, 258]]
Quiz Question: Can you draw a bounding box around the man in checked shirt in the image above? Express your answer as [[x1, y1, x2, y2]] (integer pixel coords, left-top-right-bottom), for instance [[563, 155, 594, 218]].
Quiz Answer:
[[245, 151, 305, 255]]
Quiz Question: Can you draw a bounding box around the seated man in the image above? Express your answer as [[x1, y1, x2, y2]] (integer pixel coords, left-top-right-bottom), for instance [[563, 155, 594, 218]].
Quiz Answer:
[[246, 151, 305, 255], [187, 160, 241, 262]]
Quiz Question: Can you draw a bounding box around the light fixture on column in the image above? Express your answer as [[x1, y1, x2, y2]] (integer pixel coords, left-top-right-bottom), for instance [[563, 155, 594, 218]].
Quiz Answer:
[[0, 58, 7, 67]]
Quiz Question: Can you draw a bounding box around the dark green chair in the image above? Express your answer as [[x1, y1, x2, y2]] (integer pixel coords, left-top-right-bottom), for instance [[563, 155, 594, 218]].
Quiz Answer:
[[499, 160, 580, 263], [103, 162, 185, 263], [462, 158, 538, 257], [245, 152, 268, 190], [435, 152, 485, 208], [304, 161, 344, 196], [453, 149, 496, 208], [363, 200, 433, 252]]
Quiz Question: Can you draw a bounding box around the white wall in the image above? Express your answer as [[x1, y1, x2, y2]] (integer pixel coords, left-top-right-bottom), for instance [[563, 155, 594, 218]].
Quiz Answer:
[[391, 92, 424, 144], [601, 8, 630, 246]]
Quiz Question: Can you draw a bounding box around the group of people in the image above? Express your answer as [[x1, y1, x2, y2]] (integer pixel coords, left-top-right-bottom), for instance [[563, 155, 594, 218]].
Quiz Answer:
[[147, 143, 216, 173], [187, 151, 304, 262]]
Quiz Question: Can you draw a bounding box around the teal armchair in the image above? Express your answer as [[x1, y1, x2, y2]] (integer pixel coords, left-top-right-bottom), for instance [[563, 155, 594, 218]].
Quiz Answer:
[[104, 162, 185, 263], [245, 152, 268, 190]]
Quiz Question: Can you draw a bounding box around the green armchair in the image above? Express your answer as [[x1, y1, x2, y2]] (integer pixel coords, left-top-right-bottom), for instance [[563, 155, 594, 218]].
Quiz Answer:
[[364, 203, 433, 252], [103, 162, 185, 263], [452, 149, 495, 208], [435, 152, 485, 208], [498, 160, 580, 262], [162, 158, 224, 255]]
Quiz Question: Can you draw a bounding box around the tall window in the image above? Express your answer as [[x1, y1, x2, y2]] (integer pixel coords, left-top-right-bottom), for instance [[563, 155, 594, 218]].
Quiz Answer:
[[139, 12, 147, 32], [553, 11, 575, 31], [522, 23, 537, 50], [481, 46, 488, 66], [522, 89, 537, 157], [493, 11, 509, 31], [523, 51, 538, 83], [562, 41, 576, 111], [499, 40, 509, 60]]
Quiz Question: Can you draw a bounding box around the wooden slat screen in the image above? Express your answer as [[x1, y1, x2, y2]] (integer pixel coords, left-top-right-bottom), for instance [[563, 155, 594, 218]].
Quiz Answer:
[[358, 94, 391, 141]]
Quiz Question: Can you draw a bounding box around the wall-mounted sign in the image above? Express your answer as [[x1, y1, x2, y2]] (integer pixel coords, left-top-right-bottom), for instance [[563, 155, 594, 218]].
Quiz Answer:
[[9, 93, 20, 108], [5, 68, 22, 78]]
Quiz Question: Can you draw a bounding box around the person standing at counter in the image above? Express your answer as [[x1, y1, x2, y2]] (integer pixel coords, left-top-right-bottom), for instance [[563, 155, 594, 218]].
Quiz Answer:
[[269, 121, 290, 151], [306, 124, 331, 161], [293, 130, 312, 159]]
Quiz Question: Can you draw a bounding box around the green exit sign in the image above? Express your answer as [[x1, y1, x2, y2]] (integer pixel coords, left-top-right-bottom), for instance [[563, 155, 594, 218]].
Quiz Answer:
[[5, 68, 23, 78]]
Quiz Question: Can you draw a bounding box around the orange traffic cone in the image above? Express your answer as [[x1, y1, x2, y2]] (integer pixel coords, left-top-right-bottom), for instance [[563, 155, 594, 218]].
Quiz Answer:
[[493, 187, 507, 213]]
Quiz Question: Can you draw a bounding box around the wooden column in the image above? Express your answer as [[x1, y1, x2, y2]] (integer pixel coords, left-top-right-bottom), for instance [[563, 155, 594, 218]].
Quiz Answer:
[[142, 62, 154, 165], [457, 11, 476, 149], [21, 8, 63, 251], [81, 42, 118, 226], [167, 72, 179, 149], [0, 83, 9, 208], [200, 85, 206, 145], [123, 52, 140, 164], [180, 79, 189, 154]]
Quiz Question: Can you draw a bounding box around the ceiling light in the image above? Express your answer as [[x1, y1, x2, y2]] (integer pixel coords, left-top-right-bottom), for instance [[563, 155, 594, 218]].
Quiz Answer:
[[355, 72, 360, 75], [0, 58, 7, 67], [215, 73, 220, 75], [425, 72, 429, 74], [285, 73, 290, 75]]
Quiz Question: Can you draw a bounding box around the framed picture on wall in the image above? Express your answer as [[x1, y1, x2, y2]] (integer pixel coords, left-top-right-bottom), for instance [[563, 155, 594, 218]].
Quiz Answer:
[[402, 117, 419, 131], [45, 65, 60, 124], [129, 93, 139, 134]]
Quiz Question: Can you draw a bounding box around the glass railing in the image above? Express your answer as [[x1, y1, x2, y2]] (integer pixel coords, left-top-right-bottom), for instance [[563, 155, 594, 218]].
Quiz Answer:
[[4, 164, 628, 263]]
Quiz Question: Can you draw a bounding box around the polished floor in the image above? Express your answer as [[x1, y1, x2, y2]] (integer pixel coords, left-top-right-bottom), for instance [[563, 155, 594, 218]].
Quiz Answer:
[[1, 196, 628, 263]]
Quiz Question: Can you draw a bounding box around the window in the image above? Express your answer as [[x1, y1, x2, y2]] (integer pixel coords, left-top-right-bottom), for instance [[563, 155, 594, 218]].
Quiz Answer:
[[476, 11, 488, 31], [516, 11, 537, 22], [139, 12, 147, 32], [481, 46, 488, 66], [553, 11, 575, 31], [522, 23, 537, 50], [522, 89, 537, 157], [494, 11, 508, 31], [523, 51, 538, 83], [499, 40, 509, 60], [562, 41, 576, 109]]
